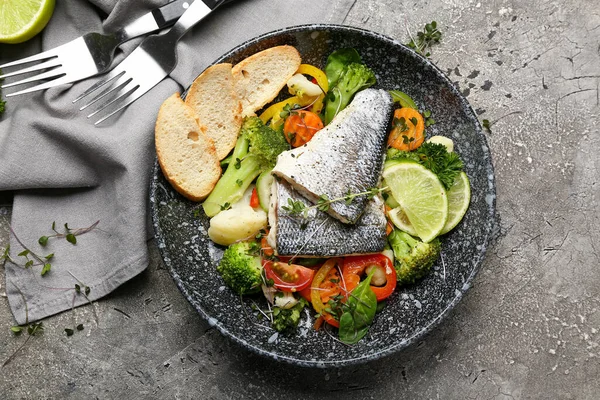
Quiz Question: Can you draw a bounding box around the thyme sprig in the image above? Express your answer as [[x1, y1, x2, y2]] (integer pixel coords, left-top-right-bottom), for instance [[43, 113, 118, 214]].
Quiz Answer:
[[282, 187, 388, 219]]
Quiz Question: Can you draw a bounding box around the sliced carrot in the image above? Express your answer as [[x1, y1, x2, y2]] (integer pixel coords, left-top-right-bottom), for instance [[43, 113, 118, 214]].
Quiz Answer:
[[260, 234, 274, 257], [313, 315, 325, 331], [283, 110, 324, 147], [387, 107, 425, 151]]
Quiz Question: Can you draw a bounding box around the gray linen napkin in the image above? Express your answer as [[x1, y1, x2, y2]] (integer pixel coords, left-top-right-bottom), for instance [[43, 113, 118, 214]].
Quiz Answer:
[[0, 0, 356, 325]]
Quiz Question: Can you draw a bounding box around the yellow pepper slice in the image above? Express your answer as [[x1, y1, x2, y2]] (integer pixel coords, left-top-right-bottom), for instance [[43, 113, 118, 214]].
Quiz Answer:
[[258, 64, 330, 125], [310, 258, 342, 328], [297, 64, 328, 93], [259, 95, 305, 125], [297, 64, 328, 114]]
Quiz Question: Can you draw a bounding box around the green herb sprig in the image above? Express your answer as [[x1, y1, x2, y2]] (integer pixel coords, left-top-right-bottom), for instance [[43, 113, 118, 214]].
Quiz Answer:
[[407, 21, 442, 57], [388, 142, 463, 189], [2, 221, 99, 276], [282, 187, 387, 219]]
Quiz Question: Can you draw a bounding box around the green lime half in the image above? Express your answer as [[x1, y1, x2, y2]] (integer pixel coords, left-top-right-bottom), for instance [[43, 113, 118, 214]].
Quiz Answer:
[[440, 171, 471, 235], [382, 160, 448, 243], [0, 0, 55, 44]]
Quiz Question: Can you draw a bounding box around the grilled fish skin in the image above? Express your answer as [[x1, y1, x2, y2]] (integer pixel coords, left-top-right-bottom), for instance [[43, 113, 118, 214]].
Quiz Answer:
[[267, 179, 387, 257], [272, 88, 394, 224]]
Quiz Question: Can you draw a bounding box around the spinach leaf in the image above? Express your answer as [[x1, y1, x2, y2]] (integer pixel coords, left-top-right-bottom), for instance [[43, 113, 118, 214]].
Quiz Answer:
[[389, 90, 418, 110], [338, 269, 377, 345], [324, 48, 362, 88]]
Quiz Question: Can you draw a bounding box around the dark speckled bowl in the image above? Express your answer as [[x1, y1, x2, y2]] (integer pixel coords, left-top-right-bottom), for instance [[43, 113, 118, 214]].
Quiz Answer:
[[150, 24, 496, 367]]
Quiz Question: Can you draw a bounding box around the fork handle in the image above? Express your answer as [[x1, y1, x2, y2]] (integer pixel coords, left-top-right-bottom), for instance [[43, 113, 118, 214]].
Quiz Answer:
[[167, 0, 227, 39], [117, 0, 199, 42]]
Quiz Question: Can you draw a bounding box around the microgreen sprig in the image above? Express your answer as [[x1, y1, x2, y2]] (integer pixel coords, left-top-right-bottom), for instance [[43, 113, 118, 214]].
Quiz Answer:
[[406, 21, 442, 57], [1, 221, 99, 276]]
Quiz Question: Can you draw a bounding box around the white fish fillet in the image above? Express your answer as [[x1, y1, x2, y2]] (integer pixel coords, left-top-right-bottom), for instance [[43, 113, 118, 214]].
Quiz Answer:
[[272, 88, 393, 224]]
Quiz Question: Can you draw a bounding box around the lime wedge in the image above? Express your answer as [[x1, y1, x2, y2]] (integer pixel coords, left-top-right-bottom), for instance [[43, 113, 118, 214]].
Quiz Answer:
[[382, 160, 448, 243], [0, 0, 55, 44], [388, 206, 418, 237], [439, 171, 471, 235]]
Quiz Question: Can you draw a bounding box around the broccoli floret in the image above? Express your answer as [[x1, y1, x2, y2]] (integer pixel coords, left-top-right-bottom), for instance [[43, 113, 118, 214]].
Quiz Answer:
[[272, 298, 308, 333], [243, 116, 289, 165], [388, 229, 441, 285], [203, 117, 289, 217], [216, 241, 263, 295], [324, 62, 376, 124]]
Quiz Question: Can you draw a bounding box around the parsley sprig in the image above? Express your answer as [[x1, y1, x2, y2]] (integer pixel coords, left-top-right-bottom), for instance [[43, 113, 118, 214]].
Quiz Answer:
[[388, 142, 463, 189]]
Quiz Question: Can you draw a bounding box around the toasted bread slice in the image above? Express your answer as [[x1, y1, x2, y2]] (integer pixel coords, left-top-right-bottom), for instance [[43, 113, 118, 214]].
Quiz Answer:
[[155, 93, 221, 201], [185, 63, 242, 160], [232, 45, 301, 116]]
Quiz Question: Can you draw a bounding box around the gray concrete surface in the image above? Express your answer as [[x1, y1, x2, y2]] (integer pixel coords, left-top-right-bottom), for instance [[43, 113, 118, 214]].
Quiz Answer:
[[2, 0, 600, 398]]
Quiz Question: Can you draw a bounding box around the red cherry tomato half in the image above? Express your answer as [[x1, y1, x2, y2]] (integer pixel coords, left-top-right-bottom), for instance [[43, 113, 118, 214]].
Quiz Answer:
[[342, 254, 397, 301], [263, 261, 315, 292]]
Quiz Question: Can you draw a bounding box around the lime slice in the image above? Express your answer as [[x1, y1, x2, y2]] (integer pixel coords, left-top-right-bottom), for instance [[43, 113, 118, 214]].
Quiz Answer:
[[439, 171, 471, 235], [382, 160, 448, 243], [0, 0, 55, 44], [388, 206, 418, 237]]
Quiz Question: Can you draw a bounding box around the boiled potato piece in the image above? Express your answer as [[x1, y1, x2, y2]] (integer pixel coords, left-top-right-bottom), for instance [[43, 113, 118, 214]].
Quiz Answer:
[[208, 185, 267, 246]]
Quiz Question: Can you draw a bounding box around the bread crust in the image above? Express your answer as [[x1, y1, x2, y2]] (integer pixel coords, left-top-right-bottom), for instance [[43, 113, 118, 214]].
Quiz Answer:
[[155, 93, 221, 201], [231, 45, 302, 116], [185, 63, 242, 160]]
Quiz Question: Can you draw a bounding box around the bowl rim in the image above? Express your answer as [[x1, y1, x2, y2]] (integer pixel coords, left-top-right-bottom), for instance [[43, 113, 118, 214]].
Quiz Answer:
[[150, 23, 497, 368]]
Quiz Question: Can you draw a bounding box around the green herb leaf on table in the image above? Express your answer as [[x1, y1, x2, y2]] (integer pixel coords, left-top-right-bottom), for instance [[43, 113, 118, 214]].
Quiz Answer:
[[482, 119, 492, 133], [10, 326, 23, 335], [66, 233, 77, 244], [406, 21, 442, 57], [40, 263, 51, 276], [317, 194, 330, 212]]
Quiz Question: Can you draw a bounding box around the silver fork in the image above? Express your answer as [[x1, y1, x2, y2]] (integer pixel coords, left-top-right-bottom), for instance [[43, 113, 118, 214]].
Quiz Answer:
[[74, 0, 228, 125], [0, 0, 196, 97]]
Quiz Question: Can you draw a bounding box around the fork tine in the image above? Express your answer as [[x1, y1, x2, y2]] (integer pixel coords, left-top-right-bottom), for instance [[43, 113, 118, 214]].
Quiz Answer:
[[86, 81, 139, 119], [77, 73, 131, 111], [0, 49, 60, 70], [0, 58, 62, 80], [93, 86, 150, 125], [2, 69, 66, 92], [2, 75, 73, 97], [72, 69, 126, 104]]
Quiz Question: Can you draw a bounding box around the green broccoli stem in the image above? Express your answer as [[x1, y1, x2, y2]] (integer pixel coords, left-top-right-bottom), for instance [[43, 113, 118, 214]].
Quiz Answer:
[[203, 134, 257, 217], [395, 230, 418, 252], [203, 154, 262, 217]]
